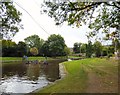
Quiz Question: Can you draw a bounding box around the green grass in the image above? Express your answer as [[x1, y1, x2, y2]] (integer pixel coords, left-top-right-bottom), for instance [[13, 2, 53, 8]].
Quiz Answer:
[[1, 57, 118, 93], [37, 58, 118, 93], [68, 56, 81, 58], [38, 60, 88, 93], [1, 57, 53, 65], [1, 57, 22, 61], [1, 56, 52, 61], [1, 56, 67, 66]]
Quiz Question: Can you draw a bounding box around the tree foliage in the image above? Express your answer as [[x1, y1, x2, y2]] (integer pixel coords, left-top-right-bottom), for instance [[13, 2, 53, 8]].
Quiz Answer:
[[112, 39, 120, 52], [17, 41, 27, 56], [2, 40, 28, 57], [41, 41, 49, 56], [93, 41, 102, 57], [73, 42, 81, 53], [30, 47, 38, 56], [1, 1, 22, 39], [86, 41, 93, 58], [2, 39, 16, 48], [41, 34, 66, 57], [2, 40, 17, 56], [42, 1, 120, 59], [41, 1, 120, 47], [64, 46, 71, 56], [24, 34, 44, 55], [81, 43, 86, 53], [89, 3, 120, 41]]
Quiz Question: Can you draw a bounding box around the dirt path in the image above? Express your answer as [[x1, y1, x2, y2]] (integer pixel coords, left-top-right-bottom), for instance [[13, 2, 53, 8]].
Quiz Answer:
[[82, 64, 118, 93]]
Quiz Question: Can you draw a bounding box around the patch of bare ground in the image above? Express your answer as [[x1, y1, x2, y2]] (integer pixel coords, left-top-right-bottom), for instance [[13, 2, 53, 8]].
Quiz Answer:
[[82, 64, 118, 93]]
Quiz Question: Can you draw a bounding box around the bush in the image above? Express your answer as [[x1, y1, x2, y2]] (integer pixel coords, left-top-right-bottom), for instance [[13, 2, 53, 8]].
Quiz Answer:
[[107, 53, 113, 58]]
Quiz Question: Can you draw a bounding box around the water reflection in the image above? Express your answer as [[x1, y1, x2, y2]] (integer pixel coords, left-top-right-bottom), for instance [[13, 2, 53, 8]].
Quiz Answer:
[[1, 59, 65, 93], [42, 61, 60, 82], [26, 64, 40, 81], [2, 62, 27, 78]]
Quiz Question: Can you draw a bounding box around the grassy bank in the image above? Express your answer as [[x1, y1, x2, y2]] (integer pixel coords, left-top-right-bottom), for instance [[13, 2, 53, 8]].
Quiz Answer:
[[1, 57, 53, 65], [1, 57, 22, 61], [1, 57, 52, 61], [1, 56, 68, 61], [37, 58, 118, 93], [1, 56, 67, 66], [37, 60, 88, 93]]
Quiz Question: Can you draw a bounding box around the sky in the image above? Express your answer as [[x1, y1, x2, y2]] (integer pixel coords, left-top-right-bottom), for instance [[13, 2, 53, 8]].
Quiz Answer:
[[12, 0, 90, 47]]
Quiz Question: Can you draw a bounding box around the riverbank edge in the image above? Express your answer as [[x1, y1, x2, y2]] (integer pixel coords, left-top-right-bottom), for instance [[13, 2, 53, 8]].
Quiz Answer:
[[29, 62, 67, 94]]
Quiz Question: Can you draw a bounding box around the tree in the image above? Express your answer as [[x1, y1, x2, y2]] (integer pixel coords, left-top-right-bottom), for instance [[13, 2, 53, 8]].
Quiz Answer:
[[86, 41, 93, 58], [2, 39, 16, 48], [2, 40, 17, 56], [64, 46, 71, 56], [81, 43, 86, 53], [101, 45, 114, 57], [42, 1, 119, 38], [41, 34, 66, 57], [93, 41, 102, 57], [41, 41, 50, 56], [17, 41, 27, 57], [24, 35, 44, 55], [102, 46, 108, 56], [89, 3, 120, 39], [2, 40, 28, 57], [1, 1, 22, 39], [30, 47, 38, 56], [107, 45, 114, 57], [41, 1, 120, 58], [73, 42, 80, 53]]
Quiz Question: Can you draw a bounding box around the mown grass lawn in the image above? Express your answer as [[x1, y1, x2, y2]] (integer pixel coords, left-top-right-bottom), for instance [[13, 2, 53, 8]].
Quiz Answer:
[[37, 58, 118, 93], [1, 57, 23, 61], [1, 57, 48, 61], [1, 56, 66, 62], [37, 60, 88, 93], [1, 57, 52, 65]]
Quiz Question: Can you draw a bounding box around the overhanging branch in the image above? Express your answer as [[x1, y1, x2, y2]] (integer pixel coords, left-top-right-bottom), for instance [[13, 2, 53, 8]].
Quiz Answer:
[[70, 2, 102, 11]]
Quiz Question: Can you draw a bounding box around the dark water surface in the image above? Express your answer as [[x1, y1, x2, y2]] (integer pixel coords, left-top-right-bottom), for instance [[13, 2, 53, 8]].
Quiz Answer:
[[0, 60, 65, 93]]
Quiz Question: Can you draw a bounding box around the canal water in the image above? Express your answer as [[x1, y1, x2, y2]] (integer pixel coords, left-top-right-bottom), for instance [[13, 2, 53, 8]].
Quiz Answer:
[[0, 60, 65, 93]]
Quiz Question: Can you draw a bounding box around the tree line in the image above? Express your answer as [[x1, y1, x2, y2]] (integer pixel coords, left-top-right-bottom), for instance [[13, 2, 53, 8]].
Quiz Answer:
[[2, 34, 70, 57], [73, 40, 116, 58], [2, 34, 118, 58]]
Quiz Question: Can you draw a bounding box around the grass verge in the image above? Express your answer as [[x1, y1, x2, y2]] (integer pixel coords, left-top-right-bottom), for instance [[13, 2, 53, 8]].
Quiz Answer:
[[37, 58, 118, 93], [38, 60, 88, 93], [1, 57, 53, 65]]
